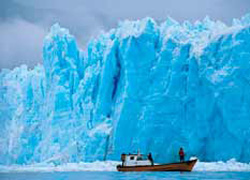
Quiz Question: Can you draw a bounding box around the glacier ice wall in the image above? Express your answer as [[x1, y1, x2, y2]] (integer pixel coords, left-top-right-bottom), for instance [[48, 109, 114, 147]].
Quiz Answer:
[[1, 15, 250, 165]]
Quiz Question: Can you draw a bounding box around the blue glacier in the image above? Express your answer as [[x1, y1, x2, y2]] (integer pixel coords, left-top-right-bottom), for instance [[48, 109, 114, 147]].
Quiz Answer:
[[1, 14, 250, 165]]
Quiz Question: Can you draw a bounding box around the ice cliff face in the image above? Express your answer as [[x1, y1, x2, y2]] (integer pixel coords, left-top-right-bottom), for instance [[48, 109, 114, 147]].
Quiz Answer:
[[1, 15, 250, 165]]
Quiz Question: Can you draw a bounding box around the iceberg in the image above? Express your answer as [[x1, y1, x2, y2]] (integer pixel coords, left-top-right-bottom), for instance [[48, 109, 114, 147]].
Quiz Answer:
[[1, 14, 250, 165]]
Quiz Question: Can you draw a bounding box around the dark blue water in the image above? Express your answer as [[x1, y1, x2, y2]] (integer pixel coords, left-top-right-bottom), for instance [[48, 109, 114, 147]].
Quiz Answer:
[[0, 172, 250, 180]]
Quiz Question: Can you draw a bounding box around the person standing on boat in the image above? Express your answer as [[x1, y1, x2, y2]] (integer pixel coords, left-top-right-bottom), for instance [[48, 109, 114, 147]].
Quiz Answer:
[[121, 153, 126, 166], [179, 147, 185, 162], [148, 152, 154, 166]]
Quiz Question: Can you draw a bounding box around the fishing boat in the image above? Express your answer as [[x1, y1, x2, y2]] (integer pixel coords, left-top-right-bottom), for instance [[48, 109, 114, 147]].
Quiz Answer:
[[117, 153, 197, 172]]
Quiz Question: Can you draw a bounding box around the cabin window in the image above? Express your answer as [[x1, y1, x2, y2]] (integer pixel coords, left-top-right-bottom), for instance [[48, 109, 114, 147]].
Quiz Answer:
[[137, 156, 143, 160], [130, 156, 134, 160]]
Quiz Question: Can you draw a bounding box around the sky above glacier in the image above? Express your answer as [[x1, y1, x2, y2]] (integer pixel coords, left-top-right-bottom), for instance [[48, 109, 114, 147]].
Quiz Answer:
[[1, 0, 250, 69]]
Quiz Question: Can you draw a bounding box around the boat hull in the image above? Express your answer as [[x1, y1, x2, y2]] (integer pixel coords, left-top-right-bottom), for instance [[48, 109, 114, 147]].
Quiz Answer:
[[117, 159, 197, 172]]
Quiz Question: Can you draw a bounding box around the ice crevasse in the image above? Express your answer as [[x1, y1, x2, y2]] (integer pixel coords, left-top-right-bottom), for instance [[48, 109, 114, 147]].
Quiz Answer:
[[1, 14, 250, 165]]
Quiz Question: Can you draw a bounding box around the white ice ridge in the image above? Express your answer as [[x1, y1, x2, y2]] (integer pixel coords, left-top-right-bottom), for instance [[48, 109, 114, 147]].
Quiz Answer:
[[194, 159, 250, 172], [0, 159, 250, 173]]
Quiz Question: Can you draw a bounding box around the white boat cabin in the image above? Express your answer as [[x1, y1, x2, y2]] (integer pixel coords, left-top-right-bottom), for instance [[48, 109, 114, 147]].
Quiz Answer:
[[122, 154, 152, 166]]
